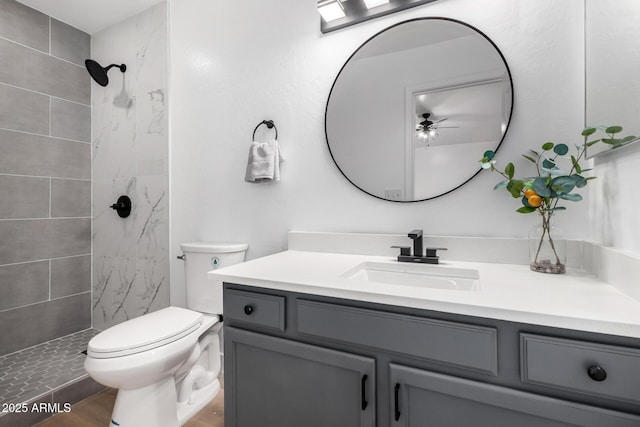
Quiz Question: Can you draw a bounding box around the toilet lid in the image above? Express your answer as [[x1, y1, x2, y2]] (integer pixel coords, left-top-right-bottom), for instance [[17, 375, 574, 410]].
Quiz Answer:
[[88, 307, 203, 358]]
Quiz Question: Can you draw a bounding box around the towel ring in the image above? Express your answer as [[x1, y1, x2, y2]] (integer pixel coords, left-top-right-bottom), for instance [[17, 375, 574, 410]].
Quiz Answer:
[[252, 120, 278, 141]]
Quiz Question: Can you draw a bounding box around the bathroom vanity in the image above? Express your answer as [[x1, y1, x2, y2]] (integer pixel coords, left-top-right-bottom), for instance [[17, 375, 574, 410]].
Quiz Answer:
[[210, 249, 640, 427]]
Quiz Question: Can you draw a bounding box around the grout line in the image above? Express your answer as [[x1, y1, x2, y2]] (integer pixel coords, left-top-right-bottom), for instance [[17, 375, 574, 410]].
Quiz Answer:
[[0, 34, 86, 70], [0, 81, 91, 108], [0, 254, 92, 268], [0, 291, 92, 314], [0, 217, 91, 221], [0, 125, 91, 144], [0, 173, 90, 182]]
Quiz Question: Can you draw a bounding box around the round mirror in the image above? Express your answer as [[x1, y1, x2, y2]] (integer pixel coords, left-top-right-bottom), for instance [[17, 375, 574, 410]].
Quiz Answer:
[[325, 18, 513, 202]]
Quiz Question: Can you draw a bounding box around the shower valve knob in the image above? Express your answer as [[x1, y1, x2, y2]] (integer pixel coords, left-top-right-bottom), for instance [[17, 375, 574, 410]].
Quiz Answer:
[[109, 195, 132, 218]]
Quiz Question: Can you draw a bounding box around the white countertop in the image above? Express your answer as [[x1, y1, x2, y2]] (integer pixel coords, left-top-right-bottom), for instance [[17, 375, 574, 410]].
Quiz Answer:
[[208, 250, 640, 339]]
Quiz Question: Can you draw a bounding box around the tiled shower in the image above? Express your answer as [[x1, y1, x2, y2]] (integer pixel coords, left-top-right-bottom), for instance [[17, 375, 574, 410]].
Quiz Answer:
[[0, 0, 92, 357], [0, 0, 169, 424]]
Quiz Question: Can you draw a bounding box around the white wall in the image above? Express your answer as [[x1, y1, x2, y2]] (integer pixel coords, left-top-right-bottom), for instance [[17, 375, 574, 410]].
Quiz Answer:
[[169, 0, 585, 306], [589, 144, 640, 254]]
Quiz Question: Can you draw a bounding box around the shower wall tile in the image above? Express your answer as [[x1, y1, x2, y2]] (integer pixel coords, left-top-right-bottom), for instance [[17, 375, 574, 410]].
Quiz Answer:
[[50, 18, 90, 67], [0, 292, 91, 356], [51, 179, 91, 217], [0, 0, 49, 53], [0, 1, 92, 355], [51, 255, 91, 298], [0, 218, 90, 265], [0, 175, 49, 219], [51, 98, 91, 142], [0, 83, 49, 135], [92, 3, 169, 330], [0, 38, 90, 105], [0, 261, 49, 311], [0, 129, 90, 179]]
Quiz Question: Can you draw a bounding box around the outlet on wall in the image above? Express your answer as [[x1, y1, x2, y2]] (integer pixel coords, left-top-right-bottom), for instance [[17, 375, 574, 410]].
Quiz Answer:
[[384, 190, 402, 200]]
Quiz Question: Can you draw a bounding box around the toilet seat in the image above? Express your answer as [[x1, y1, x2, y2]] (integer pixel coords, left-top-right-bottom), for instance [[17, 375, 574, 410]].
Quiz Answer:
[[88, 307, 204, 359]]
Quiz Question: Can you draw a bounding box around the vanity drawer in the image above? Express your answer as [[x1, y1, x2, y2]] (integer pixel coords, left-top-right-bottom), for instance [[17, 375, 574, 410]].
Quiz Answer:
[[521, 333, 640, 404], [224, 289, 285, 331], [297, 299, 497, 375]]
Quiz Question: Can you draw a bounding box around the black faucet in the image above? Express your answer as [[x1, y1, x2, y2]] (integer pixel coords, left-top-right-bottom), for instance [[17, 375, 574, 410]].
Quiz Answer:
[[392, 229, 447, 264], [408, 229, 423, 257]]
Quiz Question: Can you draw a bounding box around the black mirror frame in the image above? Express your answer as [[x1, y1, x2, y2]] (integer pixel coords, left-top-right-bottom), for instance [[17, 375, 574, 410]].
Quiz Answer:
[[324, 17, 514, 203]]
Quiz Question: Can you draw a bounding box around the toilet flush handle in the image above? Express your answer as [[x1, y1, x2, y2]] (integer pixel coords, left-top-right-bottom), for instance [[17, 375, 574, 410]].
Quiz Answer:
[[177, 254, 186, 260]]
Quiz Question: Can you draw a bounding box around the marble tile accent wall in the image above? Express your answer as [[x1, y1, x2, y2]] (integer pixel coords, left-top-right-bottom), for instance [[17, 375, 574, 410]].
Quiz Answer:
[[91, 2, 169, 329], [0, 0, 91, 356]]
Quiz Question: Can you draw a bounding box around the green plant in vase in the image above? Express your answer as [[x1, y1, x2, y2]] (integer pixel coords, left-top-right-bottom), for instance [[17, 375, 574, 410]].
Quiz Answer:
[[479, 126, 633, 274]]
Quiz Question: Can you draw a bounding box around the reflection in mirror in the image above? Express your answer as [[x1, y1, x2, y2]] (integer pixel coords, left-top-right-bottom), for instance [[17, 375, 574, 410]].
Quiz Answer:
[[325, 18, 513, 202], [586, 0, 640, 158]]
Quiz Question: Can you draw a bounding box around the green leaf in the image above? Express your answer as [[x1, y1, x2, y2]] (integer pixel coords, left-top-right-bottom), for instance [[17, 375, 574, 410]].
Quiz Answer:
[[533, 177, 551, 197], [581, 127, 597, 136], [541, 167, 568, 177], [505, 163, 515, 179], [493, 180, 509, 190], [507, 180, 524, 198], [548, 206, 567, 211], [602, 138, 621, 145], [586, 139, 601, 147], [622, 136, 637, 143], [541, 142, 554, 151], [542, 159, 555, 169], [572, 174, 587, 188], [553, 144, 569, 155], [605, 125, 623, 134], [528, 149, 539, 157], [516, 206, 537, 214], [571, 155, 582, 174], [522, 154, 537, 163], [483, 150, 495, 160], [521, 196, 533, 208], [551, 176, 577, 194], [558, 193, 583, 202]]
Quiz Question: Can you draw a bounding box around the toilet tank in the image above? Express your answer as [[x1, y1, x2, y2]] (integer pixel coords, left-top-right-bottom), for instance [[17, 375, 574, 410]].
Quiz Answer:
[[180, 242, 248, 314]]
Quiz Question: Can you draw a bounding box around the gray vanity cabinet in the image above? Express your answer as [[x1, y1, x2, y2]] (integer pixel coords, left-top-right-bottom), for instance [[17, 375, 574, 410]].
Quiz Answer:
[[225, 327, 376, 427], [223, 284, 640, 427], [389, 364, 640, 427]]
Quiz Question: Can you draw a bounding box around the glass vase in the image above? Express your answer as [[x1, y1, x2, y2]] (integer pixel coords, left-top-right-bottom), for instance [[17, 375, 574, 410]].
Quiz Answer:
[[529, 213, 566, 274]]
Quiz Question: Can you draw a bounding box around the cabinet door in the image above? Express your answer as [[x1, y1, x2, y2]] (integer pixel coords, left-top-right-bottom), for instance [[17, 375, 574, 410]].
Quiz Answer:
[[390, 364, 640, 427], [225, 327, 375, 427]]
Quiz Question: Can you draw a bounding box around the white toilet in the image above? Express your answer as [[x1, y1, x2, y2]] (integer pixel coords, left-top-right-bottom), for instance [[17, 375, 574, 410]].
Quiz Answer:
[[84, 242, 247, 427]]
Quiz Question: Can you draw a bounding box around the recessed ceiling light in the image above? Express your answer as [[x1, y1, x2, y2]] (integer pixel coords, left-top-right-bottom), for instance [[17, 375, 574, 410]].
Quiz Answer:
[[318, 0, 346, 22], [363, 0, 390, 9]]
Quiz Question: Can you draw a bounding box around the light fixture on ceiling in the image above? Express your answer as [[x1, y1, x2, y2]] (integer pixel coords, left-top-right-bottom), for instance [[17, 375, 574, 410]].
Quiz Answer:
[[363, 0, 390, 9], [318, 0, 346, 23], [319, 0, 438, 33]]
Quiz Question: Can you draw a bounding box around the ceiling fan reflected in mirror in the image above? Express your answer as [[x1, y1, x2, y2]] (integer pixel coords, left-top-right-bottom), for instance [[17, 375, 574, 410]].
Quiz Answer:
[[416, 113, 459, 146]]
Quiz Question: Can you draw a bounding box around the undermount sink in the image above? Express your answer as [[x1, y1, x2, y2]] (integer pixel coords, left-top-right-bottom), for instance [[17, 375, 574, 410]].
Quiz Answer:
[[341, 262, 480, 291]]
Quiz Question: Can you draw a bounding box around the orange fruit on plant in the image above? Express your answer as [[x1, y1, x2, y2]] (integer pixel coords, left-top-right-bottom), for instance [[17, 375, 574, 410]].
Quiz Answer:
[[524, 189, 537, 199], [528, 195, 542, 207]]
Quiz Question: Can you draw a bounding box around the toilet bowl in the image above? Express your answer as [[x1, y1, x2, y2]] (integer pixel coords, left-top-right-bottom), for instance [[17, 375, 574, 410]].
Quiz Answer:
[[84, 242, 247, 427]]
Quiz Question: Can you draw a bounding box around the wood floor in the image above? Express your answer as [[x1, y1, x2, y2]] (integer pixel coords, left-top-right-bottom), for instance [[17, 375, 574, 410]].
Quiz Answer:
[[35, 387, 224, 427]]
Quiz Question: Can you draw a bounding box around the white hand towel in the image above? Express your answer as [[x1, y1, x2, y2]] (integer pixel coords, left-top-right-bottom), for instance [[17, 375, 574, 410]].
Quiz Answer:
[[244, 139, 284, 183]]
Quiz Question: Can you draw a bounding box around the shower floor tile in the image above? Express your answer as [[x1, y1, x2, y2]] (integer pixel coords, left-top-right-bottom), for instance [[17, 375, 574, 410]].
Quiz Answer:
[[0, 329, 99, 406]]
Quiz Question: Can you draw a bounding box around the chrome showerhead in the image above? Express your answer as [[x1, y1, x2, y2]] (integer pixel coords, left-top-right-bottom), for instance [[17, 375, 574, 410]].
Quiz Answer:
[[85, 59, 126, 87]]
